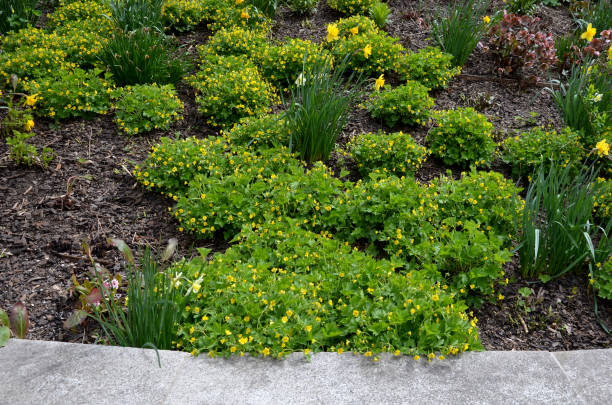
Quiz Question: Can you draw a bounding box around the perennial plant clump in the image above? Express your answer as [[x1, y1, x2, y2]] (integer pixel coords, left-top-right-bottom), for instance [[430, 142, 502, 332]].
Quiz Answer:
[[428, 107, 496, 167], [367, 81, 434, 127], [113, 84, 184, 136]]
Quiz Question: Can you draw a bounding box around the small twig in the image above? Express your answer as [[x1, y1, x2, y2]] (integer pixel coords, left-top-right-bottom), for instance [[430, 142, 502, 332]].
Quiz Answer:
[[51, 251, 113, 266], [518, 314, 529, 334]]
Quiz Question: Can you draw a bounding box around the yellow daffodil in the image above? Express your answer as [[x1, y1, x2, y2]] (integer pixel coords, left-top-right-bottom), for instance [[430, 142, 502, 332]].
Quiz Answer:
[[608, 45, 612, 60], [375, 74, 385, 91], [240, 10, 249, 19], [25, 94, 38, 106], [235, 0, 243, 3], [483, 15, 491, 24], [596, 139, 610, 157], [350, 26, 358, 35], [24, 119, 35, 131], [327, 24, 339, 42], [581, 23, 596, 42], [363, 44, 372, 59]]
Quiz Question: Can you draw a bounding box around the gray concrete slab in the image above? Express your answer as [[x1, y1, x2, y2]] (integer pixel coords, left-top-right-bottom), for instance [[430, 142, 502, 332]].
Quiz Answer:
[[2, 339, 611, 405], [166, 351, 582, 405], [0, 339, 188, 405], [553, 349, 612, 405]]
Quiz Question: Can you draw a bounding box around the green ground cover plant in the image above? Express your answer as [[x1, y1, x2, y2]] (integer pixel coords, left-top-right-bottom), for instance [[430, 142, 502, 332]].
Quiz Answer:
[[501, 126, 585, 177], [366, 80, 433, 127], [396, 47, 462, 90], [346, 131, 430, 176], [113, 84, 184, 135], [187, 54, 278, 127], [327, 0, 377, 15], [0, 0, 39, 35], [328, 28, 404, 77], [428, 107, 496, 167], [174, 219, 483, 359]]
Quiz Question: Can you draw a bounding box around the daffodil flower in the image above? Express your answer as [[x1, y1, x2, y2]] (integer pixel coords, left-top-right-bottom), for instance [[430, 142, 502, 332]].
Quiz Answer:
[[581, 23, 596, 42]]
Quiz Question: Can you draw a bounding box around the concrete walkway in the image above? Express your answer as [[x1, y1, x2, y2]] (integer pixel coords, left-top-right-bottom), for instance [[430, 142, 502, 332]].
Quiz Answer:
[[0, 339, 610, 404]]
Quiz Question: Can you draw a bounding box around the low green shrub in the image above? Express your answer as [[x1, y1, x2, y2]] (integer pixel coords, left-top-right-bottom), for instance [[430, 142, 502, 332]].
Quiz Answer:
[[113, 84, 184, 136], [99, 29, 189, 86], [174, 219, 482, 359], [428, 107, 496, 167], [257, 38, 333, 88], [23, 68, 114, 120], [593, 177, 612, 220], [224, 113, 291, 150], [396, 47, 461, 90], [162, 0, 215, 31], [327, 0, 376, 15], [6, 130, 54, 168], [199, 26, 268, 59], [47, 0, 111, 30], [334, 15, 379, 37], [287, 0, 319, 15], [412, 220, 513, 307], [207, 1, 271, 32], [430, 169, 522, 241], [346, 131, 430, 176], [329, 30, 404, 77], [0, 46, 72, 89], [501, 126, 585, 177], [133, 136, 231, 198], [593, 257, 612, 300], [171, 149, 344, 238], [366, 81, 433, 127], [187, 55, 278, 127]]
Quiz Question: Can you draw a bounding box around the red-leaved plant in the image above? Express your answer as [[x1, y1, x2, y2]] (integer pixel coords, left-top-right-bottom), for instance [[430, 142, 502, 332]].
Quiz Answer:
[[488, 12, 557, 83]]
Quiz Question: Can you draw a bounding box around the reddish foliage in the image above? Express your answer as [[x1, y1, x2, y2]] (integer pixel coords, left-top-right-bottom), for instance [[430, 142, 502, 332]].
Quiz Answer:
[[488, 12, 557, 83]]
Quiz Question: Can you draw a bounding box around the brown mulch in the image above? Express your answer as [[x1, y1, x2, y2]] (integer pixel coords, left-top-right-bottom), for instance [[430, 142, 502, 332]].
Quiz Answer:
[[0, 3, 610, 350]]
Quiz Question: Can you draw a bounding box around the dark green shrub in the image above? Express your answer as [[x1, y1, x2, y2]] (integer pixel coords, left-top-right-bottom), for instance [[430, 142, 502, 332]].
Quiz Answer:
[[501, 126, 585, 177], [366, 81, 433, 127], [346, 131, 430, 176], [0, 0, 39, 34], [396, 47, 462, 90], [428, 107, 496, 167]]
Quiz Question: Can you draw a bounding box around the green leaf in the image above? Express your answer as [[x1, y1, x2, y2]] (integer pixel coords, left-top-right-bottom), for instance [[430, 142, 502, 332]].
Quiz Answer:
[[0, 309, 8, 328], [539, 274, 551, 283], [0, 326, 9, 347]]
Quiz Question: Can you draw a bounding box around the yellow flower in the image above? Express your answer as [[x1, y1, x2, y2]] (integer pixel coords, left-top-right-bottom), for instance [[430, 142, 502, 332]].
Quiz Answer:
[[596, 139, 610, 157], [25, 94, 38, 106], [240, 10, 249, 20], [327, 24, 339, 42], [483, 15, 491, 24], [375, 74, 385, 91], [363, 44, 372, 59], [262, 347, 270, 356], [608, 45, 612, 60], [581, 23, 596, 42], [24, 119, 35, 131], [350, 26, 358, 35], [235, 0, 243, 3]]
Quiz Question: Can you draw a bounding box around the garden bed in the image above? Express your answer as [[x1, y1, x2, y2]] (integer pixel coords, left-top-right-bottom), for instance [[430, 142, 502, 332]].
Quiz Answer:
[[1, 0, 611, 354]]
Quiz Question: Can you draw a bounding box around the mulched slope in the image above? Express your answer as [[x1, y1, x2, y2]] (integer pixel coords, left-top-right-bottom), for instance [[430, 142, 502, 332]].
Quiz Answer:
[[0, 2, 610, 348]]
